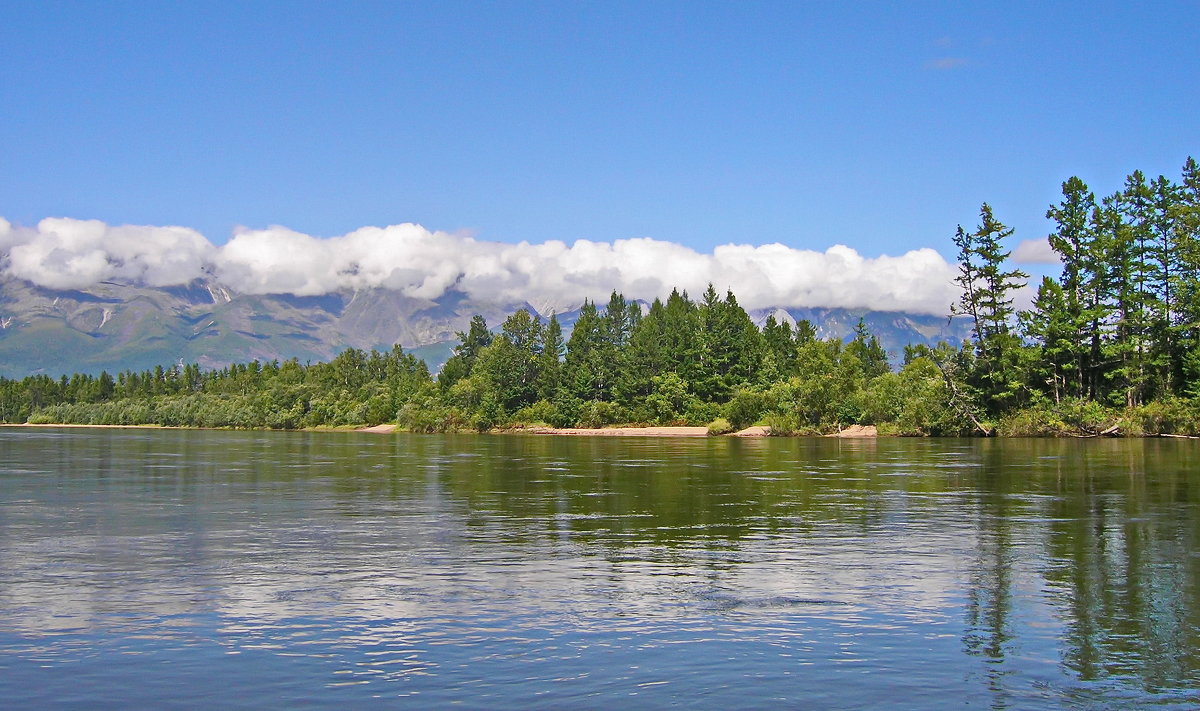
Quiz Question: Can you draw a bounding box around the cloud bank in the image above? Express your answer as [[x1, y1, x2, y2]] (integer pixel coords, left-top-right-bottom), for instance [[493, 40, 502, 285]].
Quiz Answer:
[[1, 217, 964, 315]]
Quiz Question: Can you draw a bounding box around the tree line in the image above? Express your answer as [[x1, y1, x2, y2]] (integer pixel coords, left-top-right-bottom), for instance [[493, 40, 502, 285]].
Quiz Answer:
[[951, 157, 1200, 434], [1, 158, 1198, 436], [0, 346, 431, 429]]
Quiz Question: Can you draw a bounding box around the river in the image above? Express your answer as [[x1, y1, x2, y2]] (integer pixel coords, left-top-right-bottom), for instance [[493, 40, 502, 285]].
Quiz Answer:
[[0, 428, 1196, 709]]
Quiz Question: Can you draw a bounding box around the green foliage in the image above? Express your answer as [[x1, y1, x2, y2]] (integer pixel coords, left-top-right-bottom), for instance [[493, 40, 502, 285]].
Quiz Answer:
[[564, 300, 609, 402], [398, 398, 467, 433], [724, 388, 769, 431], [510, 399, 561, 427], [996, 398, 1116, 437], [1126, 398, 1200, 436], [576, 400, 625, 429], [846, 319, 890, 380], [645, 372, 694, 424], [706, 418, 733, 436], [952, 204, 1030, 415], [693, 285, 764, 402], [537, 314, 564, 401], [682, 400, 720, 426]]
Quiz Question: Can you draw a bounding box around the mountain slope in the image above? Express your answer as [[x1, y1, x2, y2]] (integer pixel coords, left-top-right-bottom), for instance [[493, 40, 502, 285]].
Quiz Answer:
[[0, 277, 970, 377]]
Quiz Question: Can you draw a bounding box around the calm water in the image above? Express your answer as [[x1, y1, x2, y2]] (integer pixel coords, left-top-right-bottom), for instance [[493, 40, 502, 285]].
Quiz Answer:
[[0, 429, 1196, 709]]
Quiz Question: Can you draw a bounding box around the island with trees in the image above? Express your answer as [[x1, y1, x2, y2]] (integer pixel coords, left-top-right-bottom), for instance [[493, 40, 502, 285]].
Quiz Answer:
[[2, 159, 1199, 437]]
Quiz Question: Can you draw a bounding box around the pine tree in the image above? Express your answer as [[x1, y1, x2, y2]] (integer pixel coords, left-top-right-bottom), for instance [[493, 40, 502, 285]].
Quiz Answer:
[[794, 319, 818, 345], [661, 288, 701, 385], [1176, 157, 1200, 394], [439, 315, 492, 390], [531, 312, 562, 402], [762, 314, 798, 373], [845, 318, 890, 380], [1021, 277, 1073, 402], [597, 291, 636, 401], [564, 300, 607, 401], [1115, 171, 1159, 405], [953, 203, 1029, 414], [497, 308, 544, 409], [1148, 173, 1183, 396], [1045, 176, 1097, 398], [617, 298, 667, 405]]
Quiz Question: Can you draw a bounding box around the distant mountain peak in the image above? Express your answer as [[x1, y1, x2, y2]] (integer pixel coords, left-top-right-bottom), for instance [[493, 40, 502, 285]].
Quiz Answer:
[[0, 276, 970, 377]]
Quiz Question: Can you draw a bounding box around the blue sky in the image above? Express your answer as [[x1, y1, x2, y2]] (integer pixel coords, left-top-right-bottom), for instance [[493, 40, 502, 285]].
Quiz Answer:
[[2, 1, 1198, 261]]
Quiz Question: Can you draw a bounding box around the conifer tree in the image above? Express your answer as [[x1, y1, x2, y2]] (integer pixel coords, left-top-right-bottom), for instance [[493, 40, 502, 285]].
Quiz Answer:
[[564, 300, 608, 401], [617, 298, 667, 404], [439, 315, 492, 390], [536, 313, 564, 401], [845, 318, 890, 380], [1176, 157, 1200, 394], [953, 203, 1028, 414], [661, 289, 701, 386], [1044, 176, 1097, 398], [762, 314, 798, 372], [1021, 277, 1073, 402]]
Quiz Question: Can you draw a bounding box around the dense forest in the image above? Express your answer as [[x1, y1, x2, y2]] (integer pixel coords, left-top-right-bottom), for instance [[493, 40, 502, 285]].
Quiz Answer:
[[2, 159, 1199, 436]]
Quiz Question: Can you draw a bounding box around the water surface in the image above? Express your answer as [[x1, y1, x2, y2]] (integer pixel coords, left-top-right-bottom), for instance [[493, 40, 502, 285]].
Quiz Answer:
[[0, 429, 1196, 708]]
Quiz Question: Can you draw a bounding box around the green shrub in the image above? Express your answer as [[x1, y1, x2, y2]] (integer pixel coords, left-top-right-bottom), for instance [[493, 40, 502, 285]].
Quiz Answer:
[[724, 389, 769, 430], [997, 398, 1118, 437], [577, 400, 624, 428], [683, 400, 720, 426], [763, 411, 823, 436], [1128, 398, 1200, 436], [996, 406, 1072, 437], [398, 401, 467, 433], [511, 399, 560, 427], [706, 418, 734, 436]]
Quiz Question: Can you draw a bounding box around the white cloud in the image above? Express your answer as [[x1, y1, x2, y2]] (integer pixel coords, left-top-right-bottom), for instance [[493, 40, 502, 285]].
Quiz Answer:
[[1, 218, 213, 290], [1011, 237, 1060, 265], [1, 216, 965, 315]]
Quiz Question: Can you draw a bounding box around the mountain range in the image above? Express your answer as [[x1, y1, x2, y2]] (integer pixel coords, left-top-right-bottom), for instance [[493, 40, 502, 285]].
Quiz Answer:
[[0, 276, 972, 378]]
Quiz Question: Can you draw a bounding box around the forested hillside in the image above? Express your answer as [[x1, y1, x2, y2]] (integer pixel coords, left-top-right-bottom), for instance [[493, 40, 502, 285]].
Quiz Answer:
[[2, 158, 1199, 436]]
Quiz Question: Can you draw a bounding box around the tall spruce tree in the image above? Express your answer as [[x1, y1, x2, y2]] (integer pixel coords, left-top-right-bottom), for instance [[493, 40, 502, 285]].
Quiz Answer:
[[439, 315, 492, 390], [846, 318, 890, 380], [617, 298, 667, 405], [1021, 277, 1073, 403], [536, 313, 564, 401], [661, 289, 701, 386], [1116, 171, 1159, 405], [1044, 176, 1097, 399], [1176, 157, 1200, 394], [694, 287, 763, 403], [953, 203, 1029, 414], [564, 300, 608, 401], [1148, 174, 1183, 396]]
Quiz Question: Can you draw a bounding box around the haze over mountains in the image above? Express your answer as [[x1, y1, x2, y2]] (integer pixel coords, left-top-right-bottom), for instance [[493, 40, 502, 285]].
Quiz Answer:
[[0, 216, 974, 377]]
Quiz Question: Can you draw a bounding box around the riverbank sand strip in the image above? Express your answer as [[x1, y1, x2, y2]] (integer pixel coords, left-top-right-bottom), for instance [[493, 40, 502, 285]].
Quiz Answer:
[[4, 422, 876, 437], [527, 426, 710, 437]]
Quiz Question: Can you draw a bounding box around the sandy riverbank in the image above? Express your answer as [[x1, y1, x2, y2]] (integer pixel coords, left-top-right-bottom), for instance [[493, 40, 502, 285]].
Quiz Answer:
[[524, 426, 710, 437], [1, 423, 177, 430], [3, 422, 879, 438], [521, 424, 879, 438], [522, 424, 878, 438]]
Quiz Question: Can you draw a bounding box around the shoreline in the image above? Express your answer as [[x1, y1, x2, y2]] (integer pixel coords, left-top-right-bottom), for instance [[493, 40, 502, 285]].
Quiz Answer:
[[0, 422, 401, 434], [522, 425, 710, 437], [514, 424, 879, 438], [0, 422, 874, 437], [12, 422, 1190, 439]]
